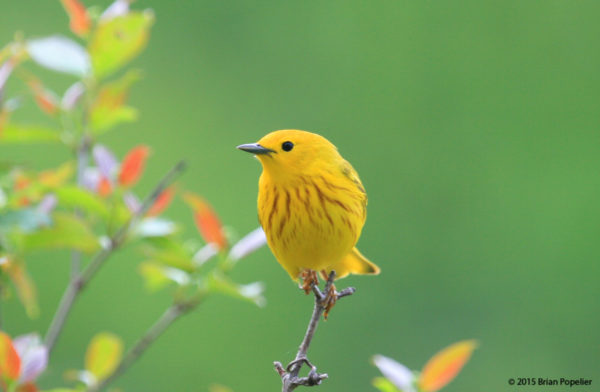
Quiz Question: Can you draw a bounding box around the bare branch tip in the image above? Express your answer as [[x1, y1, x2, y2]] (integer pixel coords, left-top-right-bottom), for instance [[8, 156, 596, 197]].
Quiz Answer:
[[175, 159, 187, 172], [274, 361, 286, 377], [338, 287, 356, 299], [327, 271, 336, 282]]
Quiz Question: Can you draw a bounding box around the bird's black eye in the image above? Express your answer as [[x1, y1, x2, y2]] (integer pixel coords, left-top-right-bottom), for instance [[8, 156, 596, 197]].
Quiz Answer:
[[281, 141, 294, 152]]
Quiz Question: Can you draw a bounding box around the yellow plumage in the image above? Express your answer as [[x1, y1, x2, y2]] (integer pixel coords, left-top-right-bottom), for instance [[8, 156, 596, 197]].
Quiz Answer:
[[238, 129, 380, 281]]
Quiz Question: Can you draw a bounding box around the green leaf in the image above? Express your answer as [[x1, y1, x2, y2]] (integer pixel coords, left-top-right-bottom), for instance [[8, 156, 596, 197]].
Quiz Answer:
[[138, 261, 189, 292], [209, 385, 233, 392], [27, 35, 91, 76], [42, 389, 79, 392], [373, 377, 402, 392], [62, 369, 95, 386], [0, 208, 51, 232], [55, 186, 110, 220], [85, 332, 123, 382], [38, 161, 75, 188], [207, 272, 265, 307], [20, 212, 99, 253], [90, 70, 141, 133], [92, 106, 138, 133], [138, 262, 171, 291], [89, 11, 155, 79], [373, 355, 416, 392], [0, 124, 61, 144], [141, 237, 195, 272]]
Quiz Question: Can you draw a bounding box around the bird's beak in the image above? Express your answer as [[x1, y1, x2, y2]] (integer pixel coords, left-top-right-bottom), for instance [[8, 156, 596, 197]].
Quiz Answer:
[[236, 143, 276, 155]]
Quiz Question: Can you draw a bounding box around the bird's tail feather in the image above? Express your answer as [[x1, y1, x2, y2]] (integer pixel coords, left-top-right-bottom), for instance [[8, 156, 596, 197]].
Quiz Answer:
[[330, 247, 380, 279]]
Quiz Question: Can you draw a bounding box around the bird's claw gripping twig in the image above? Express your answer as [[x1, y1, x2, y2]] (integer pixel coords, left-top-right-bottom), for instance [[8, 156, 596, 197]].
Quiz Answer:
[[275, 270, 356, 391], [318, 271, 338, 319], [286, 356, 314, 372], [274, 361, 328, 390], [305, 367, 327, 386], [300, 270, 319, 294], [322, 283, 337, 320]]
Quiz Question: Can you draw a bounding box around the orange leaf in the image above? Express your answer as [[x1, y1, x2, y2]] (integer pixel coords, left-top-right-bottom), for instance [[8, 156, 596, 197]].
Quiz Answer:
[[118, 145, 150, 187], [93, 70, 140, 110], [27, 80, 58, 115], [147, 186, 175, 216], [61, 0, 91, 36], [97, 176, 112, 197], [35, 94, 58, 115], [419, 340, 477, 392], [0, 331, 21, 382], [13, 173, 33, 206], [89, 70, 141, 132], [183, 192, 227, 250], [14, 174, 31, 191], [6, 262, 39, 318], [17, 382, 38, 392], [17, 197, 31, 207]]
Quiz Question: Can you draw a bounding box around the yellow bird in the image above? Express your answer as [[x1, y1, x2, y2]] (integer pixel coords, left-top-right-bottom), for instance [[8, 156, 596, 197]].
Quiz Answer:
[[238, 130, 380, 312]]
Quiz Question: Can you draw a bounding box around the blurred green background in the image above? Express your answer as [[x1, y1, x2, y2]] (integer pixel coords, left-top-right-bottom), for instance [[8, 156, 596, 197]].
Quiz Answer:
[[2, 0, 599, 391]]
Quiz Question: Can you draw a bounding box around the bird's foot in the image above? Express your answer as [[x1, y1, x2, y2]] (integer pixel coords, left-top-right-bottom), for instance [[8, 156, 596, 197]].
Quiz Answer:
[[322, 282, 338, 319], [319, 270, 337, 319], [300, 269, 319, 295], [275, 358, 328, 388]]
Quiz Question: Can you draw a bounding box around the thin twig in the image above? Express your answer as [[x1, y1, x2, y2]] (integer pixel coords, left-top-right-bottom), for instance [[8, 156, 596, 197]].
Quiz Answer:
[[274, 271, 356, 391], [87, 298, 201, 392], [70, 251, 81, 284], [45, 136, 89, 352], [44, 160, 187, 353], [70, 134, 90, 312]]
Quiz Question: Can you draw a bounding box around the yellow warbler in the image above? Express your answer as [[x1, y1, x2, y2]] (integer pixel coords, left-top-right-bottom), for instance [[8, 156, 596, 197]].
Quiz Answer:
[[237, 130, 380, 287]]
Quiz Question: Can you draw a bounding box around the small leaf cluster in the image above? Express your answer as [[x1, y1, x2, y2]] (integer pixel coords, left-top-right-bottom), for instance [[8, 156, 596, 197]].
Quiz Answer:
[[59, 332, 123, 392], [372, 340, 477, 392], [0, 331, 47, 392], [0, 0, 153, 144], [0, 1, 265, 391]]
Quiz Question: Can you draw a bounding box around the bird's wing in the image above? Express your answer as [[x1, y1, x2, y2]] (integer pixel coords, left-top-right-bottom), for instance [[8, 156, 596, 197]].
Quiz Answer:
[[340, 159, 368, 221]]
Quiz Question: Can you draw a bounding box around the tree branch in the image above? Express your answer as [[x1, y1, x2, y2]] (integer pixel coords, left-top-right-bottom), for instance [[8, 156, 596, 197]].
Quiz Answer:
[[45, 135, 89, 354], [274, 271, 355, 391], [72, 134, 91, 277], [87, 298, 201, 392], [44, 160, 187, 353]]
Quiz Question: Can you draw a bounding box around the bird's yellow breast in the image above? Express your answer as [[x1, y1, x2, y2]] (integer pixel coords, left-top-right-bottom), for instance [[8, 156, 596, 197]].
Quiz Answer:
[[258, 169, 366, 279]]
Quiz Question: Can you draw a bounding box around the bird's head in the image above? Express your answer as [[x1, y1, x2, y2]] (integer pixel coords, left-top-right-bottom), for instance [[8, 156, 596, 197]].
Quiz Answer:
[[237, 130, 339, 180]]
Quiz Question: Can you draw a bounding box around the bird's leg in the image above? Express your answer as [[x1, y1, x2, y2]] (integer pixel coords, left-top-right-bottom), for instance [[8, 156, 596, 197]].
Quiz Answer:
[[321, 270, 338, 319], [319, 270, 329, 281], [300, 269, 319, 295], [275, 270, 357, 389]]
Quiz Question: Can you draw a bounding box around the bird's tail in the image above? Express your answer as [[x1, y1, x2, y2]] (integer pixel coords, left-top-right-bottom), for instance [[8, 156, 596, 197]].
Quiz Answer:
[[330, 247, 380, 279]]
